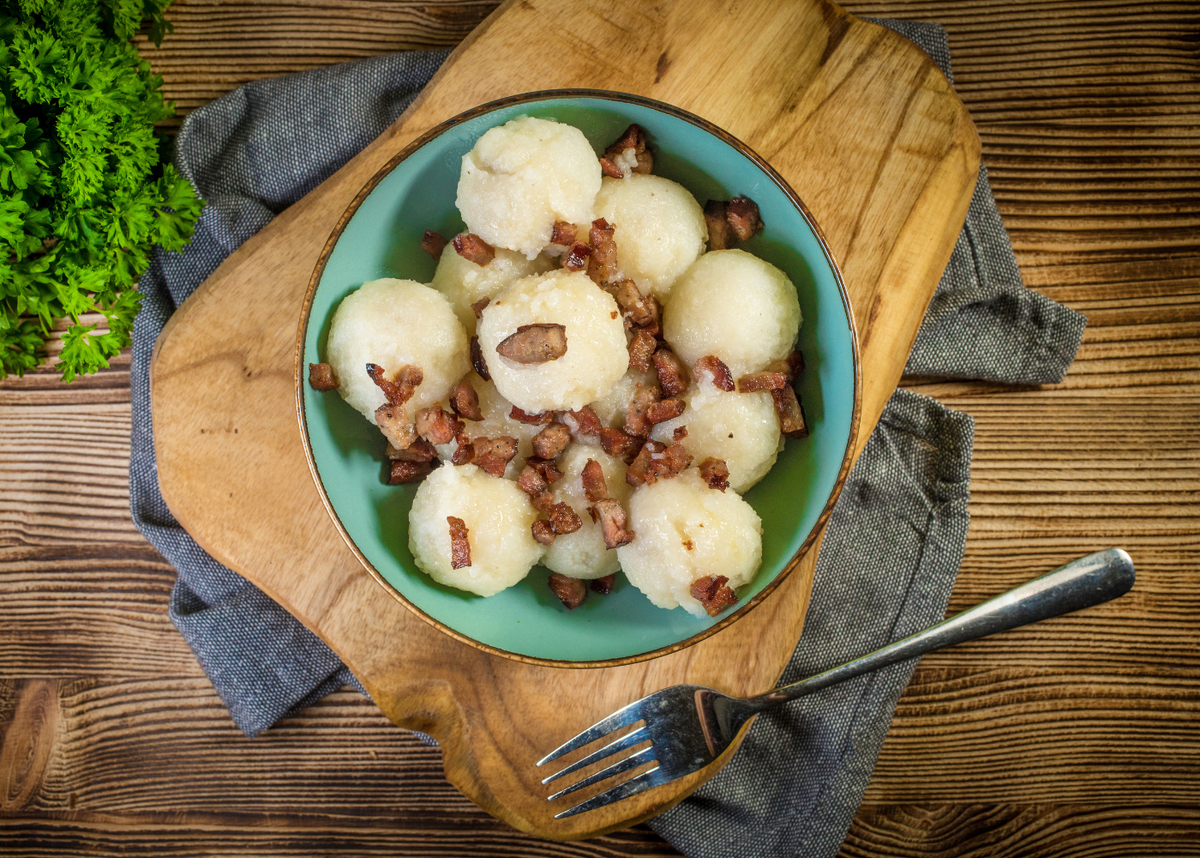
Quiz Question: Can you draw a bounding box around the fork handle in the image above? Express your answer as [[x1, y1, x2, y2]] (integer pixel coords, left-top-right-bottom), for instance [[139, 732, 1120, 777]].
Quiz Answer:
[[752, 548, 1135, 708]]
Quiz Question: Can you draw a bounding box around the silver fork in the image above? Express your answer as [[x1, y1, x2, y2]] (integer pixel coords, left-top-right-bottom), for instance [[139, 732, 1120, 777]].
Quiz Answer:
[[538, 548, 1135, 818]]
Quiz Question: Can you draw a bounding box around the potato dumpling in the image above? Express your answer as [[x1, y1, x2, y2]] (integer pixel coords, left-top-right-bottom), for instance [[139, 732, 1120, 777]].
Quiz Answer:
[[594, 174, 707, 301], [456, 116, 602, 260], [664, 249, 801, 377], [431, 238, 552, 334], [477, 269, 627, 413], [326, 278, 469, 422], [617, 468, 762, 617], [408, 463, 543, 597], [541, 446, 631, 580], [650, 378, 782, 494]]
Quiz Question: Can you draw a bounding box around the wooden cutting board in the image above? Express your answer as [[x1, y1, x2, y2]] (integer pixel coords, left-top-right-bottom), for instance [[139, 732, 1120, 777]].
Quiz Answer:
[[150, 0, 979, 840]]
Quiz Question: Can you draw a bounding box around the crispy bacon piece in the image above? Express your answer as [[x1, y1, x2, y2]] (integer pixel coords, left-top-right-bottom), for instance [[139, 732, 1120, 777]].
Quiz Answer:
[[694, 355, 735, 392], [771, 386, 809, 438], [414, 406, 464, 446], [737, 370, 789, 393], [599, 427, 644, 462], [497, 324, 568, 364], [469, 336, 490, 381], [532, 519, 557, 546], [547, 502, 583, 535], [517, 464, 554, 512], [606, 279, 660, 333], [602, 124, 653, 177], [524, 456, 564, 484], [557, 405, 601, 438], [451, 434, 475, 466], [375, 403, 417, 450], [786, 349, 805, 378], [699, 456, 730, 492], [563, 242, 592, 272], [386, 438, 437, 462], [726, 196, 764, 242], [473, 436, 519, 477], [598, 158, 625, 179], [388, 459, 433, 485], [471, 297, 490, 319], [452, 232, 495, 266], [308, 362, 338, 391], [591, 498, 635, 549], [448, 379, 483, 421], [624, 383, 661, 438], [590, 574, 616, 595], [448, 516, 471, 569], [421, 229, 449, 260], [690, 575, 738, 617], [628, 328, 658, 372], [704, 200, 734, 250], [548, 573, 588, 609], [652, 347, 690, 399], [366, 362, 422, 406], [551, 221, 578, 246], [510, 406, 554, 425], [672, 425, 689, 442], [581, 459, 609, 503], [531, 422, 572, 459], [626, 440, 693, 487], [645, 398, 685, 424], [587, 219, 618, 285]]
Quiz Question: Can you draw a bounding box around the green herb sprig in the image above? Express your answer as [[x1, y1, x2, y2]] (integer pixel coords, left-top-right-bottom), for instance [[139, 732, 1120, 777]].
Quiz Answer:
[[1, 0, 203, 381]]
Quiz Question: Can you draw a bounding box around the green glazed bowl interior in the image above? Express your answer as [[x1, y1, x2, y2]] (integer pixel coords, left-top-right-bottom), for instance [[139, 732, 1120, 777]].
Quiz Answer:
[[299, 91, 859, 666]]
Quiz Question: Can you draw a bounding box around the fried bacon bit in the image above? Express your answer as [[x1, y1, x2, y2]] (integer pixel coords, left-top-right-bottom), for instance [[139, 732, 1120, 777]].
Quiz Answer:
[[308, 362, 338, 391], [787, 349, 805, 378], [414, 406, 464, 446], [592, 498, 635, 549], [497, 323, 568, 364], [525, 456, 564, 484], [548, 502, 583, 535], [548, 573, 588, 609], [590, 574, 617, 595], [563, 242, 592, 272], [726, 196, 764, 242], [628, 328, 658, 372], [375, 403, 417, 450], [366, 362, 422, 406], [471, 297, 490, 319], [672, 425, 689, 442], [388, 459, 434, 485], [531, 422, 572, 459], [469, 336, 491, 381], [694, 355, 735, 392], [510, 405, 554, 425], [551, 221, 578, 246], [771, 386, 809, 439], [421, 229, 449, 260], [690, 575, 738, 617], [452, 232, 495, 266], [517, 463, 554, 512], [645, 398, 685, 425], [448, 379, 483, 421], [605, 279, 660, 334], [473, 436, 519, 477], [386, 438, 437, 462], [598, 157, 625, 179], [652, 347, 690, 399], [581, 459, 609, 502], [587, 219, 618, 285], [448, 516, 471, 568], [451, 434, 475, 466], [699, 456, 730, 492], [532, 519, 557, 546], [624, 383, 661, 438], [737, 370, 789, 393], [626, 440, 693, 487], [557, 405, 601, 438], [599, 427, 644, 462], [704, 200, 734, 250], [602, 124, 653, 177]]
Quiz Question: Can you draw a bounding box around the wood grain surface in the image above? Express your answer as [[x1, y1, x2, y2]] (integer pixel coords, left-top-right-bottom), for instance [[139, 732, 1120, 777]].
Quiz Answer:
[[2, 0, 1199, 855]]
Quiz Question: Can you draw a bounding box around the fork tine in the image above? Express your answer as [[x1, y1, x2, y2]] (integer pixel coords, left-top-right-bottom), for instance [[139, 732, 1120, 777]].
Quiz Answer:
[[546, 746, 655, 801], [540, 726, 649, 785], [553, 765, 672, 819], [536, 701, 646, 766]]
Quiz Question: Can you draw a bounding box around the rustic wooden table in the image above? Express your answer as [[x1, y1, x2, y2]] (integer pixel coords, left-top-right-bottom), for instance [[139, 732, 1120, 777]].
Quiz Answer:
[[2, 1, 1197, 855]]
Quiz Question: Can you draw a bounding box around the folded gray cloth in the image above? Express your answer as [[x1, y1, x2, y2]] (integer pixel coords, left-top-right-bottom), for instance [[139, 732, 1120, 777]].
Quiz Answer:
[[128, 20, 1085, 858]]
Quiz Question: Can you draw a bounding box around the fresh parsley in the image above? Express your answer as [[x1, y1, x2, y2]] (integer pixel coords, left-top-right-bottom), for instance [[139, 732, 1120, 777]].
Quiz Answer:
[[1, 0, 203, 381]]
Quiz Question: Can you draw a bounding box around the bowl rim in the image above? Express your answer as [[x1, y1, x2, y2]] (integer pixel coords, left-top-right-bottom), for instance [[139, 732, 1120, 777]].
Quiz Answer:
[[296, 88, 861, 668]]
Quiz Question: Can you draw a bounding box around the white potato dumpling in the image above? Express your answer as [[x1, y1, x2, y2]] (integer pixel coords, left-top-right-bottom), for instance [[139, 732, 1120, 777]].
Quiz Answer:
[[433, 372, 540, 479], [588, 367, 657, 431], [664, 249, 802, 378], [594, 174, 707, 301], [408, 463, 543, 597], [477, 269, 627, 413], [617, 469, 763, 617], [456, 116, 602, 260], [326, 278, 469, 422], [542, 446, 631, 580], [431, 238, 552, 334], [650, 379, 782, 494]]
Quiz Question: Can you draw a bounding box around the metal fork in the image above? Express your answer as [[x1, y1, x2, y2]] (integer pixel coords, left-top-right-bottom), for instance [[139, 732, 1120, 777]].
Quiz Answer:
[[538, 548, 1135, 818]]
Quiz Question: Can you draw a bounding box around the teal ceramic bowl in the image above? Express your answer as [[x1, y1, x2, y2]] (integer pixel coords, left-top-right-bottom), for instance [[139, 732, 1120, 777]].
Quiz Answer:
[[298, 91, 859, 667]]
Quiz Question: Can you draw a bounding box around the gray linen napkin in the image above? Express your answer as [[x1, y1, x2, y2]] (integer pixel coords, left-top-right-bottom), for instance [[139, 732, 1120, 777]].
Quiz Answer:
[[128, 20, 1085, 858]]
